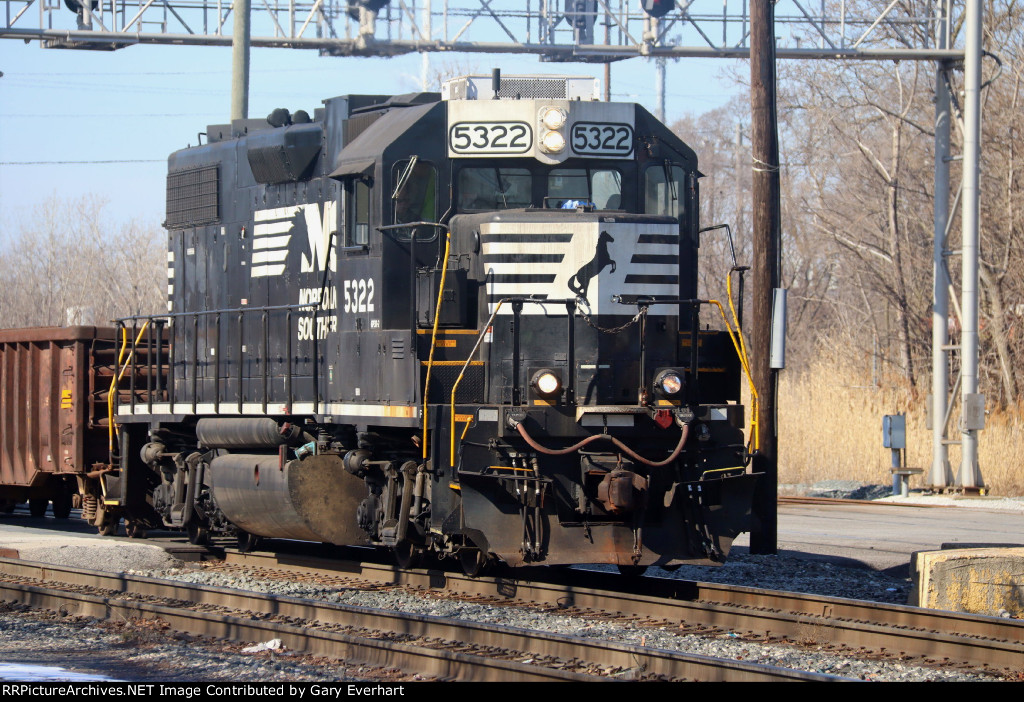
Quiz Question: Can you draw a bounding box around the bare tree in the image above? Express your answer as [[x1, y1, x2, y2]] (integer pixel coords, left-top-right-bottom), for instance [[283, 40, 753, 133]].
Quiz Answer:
[[0, 196, 165, 329]]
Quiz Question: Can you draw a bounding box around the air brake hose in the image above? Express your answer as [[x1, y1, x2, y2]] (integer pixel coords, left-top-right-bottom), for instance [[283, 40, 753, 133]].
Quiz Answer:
[[515, 421, 691, 468]]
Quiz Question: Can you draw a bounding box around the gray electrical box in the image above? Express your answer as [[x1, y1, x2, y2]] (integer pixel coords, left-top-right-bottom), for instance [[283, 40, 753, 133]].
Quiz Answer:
[[882, 414, 906, 449], [963, 393, 986, 430]]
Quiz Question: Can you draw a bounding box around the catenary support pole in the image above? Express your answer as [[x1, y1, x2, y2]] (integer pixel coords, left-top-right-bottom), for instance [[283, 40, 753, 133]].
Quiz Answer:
[[958, 0, 983, 489], [231, 0, 251, 121], [930, 0, 953, 488]]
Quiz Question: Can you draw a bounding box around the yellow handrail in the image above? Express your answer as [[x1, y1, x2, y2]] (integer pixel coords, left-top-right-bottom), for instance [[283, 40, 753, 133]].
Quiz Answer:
[[705, 270, 759, 453], [107, 321, 150, 458], [450, 300, 504, 468], [422, 232, 452, 461]]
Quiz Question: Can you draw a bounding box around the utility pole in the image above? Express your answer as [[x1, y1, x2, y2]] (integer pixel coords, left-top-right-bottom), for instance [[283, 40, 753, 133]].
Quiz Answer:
[[231, 0, 251, 121], [735, 121, 745, 244], [749, 0, 780, 554]]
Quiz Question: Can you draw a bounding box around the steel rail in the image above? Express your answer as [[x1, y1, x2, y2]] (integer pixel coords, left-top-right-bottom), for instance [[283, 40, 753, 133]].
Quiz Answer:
[[218, 550, 1024, 672], [0, 578, 587, 682], [0, 558, 843, 682]]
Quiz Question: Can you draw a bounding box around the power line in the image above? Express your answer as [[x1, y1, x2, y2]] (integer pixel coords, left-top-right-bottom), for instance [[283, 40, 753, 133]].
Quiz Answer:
[[0, 160, 162, 165]]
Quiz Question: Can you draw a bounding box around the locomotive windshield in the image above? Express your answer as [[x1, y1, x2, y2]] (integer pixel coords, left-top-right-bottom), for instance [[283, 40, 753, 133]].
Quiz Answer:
[[457, 167, 531, 211], [455, 164, 625, 212], [547, 167, 622, 209]]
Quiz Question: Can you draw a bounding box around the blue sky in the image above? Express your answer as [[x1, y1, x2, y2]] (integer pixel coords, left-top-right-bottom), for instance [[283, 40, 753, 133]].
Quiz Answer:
[[0, 38, 741, 230]]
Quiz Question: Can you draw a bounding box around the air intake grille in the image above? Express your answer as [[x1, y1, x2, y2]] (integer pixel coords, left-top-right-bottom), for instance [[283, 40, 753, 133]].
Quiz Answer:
[[166, 165, 219, 228], [497, 79, 566, 99], [443, 75, 597, 101]]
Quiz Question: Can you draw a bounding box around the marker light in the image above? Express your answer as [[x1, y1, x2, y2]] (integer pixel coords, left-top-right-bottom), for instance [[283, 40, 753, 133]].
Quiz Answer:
[[655, 369, 684, 397], [540, 130, 566, 154], [531, 369, 562, 397], [541, 107, 567, 130]]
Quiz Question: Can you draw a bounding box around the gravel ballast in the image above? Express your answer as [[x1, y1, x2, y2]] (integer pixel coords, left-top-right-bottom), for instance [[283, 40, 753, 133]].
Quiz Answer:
[[1, 484, 1018, 683]]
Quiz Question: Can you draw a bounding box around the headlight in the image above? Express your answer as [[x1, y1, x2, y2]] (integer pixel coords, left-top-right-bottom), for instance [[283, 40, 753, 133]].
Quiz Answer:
[[540, 107, 566, 130], [540, 130, 566, 153], [531, 369, 562, 397], [654, 369, 684, 397]]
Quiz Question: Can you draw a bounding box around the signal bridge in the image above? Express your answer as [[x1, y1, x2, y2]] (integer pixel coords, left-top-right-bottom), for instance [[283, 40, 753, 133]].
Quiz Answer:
[[2, 0, 962, 61]]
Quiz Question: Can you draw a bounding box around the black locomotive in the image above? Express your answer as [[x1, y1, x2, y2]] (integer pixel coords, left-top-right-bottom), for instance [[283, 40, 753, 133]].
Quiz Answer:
[[102, 74, 759, 574]]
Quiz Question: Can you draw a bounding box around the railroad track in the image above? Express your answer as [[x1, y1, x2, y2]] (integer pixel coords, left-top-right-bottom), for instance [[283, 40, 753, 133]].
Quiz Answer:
[[218, 549, 1023, 675], [0, 557, 841, 682]]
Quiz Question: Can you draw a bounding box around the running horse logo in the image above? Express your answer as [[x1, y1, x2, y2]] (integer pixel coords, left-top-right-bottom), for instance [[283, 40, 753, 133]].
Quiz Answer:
[[568, 230, 617, 300]]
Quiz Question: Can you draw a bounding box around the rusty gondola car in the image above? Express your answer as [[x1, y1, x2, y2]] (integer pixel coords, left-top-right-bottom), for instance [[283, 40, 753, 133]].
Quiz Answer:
[[4, 75, 761, 575], [0, 325, 158, 528]]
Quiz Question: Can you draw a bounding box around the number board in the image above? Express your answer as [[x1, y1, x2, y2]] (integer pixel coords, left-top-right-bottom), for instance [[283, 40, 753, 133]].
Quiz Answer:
[[449, 121, 533, 155], [570, 122, 634, 157]]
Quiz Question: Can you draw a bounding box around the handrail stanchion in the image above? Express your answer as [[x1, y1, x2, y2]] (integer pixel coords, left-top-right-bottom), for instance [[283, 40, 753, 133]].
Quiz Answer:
[[286, 311, 293, 414], [565, 300, 576, 405], [130, 320, 138, 414], [262, 311, 269, 414], [146, 319, 154, 414], [237, 312, 244, 415], [191, 313, 199, 414], [214, 312, 221, 414], [167, 318, 175, 412]]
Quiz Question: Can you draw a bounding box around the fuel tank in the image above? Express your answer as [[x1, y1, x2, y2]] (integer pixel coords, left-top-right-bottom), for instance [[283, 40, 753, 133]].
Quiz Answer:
[[208, 452, 367, 545]]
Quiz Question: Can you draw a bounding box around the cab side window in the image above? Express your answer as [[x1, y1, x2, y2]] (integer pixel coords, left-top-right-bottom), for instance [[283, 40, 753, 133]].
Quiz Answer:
[[644, 164, 686, 220], [346, 178, 370, 247], [392, 160, 437, 225]]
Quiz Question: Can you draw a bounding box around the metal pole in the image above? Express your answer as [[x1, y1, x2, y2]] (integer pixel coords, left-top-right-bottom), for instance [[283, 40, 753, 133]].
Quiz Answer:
[[929, 14, 953, 488], [420, 0, 431, 91], [231, 0, 251, 121], [655, 56, 666, 122], [958, 0, 983, 488]]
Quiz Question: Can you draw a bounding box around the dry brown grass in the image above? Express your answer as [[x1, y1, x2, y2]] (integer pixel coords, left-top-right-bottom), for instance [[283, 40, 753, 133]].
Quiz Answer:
[[773, 346, 1024, 496]]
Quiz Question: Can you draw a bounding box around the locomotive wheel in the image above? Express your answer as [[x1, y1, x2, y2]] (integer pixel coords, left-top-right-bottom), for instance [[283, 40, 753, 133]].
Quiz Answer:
[[616, 564, 648, 577], [393, 540, 423, 570], [29, 499, 49, 518], [52, 492, 73, 519], [459, 548, 487, 578], [236, 530, 262, 553], [187, 521, 210, 546]]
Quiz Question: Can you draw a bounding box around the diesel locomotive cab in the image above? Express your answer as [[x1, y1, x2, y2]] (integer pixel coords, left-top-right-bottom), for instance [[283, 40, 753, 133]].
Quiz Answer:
[[104, 74, 758, 575]]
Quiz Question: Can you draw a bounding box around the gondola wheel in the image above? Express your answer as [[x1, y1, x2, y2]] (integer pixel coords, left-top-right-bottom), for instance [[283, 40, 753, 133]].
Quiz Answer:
[[29, 499, 48, 518], [616, 564, 648, 577], [125, 521, 148, 539], [98, 516, 120, 536]]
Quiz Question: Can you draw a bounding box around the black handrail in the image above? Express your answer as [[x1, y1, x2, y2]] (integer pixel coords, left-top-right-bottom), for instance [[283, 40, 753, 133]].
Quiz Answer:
[[114, 304, 304, 415]]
